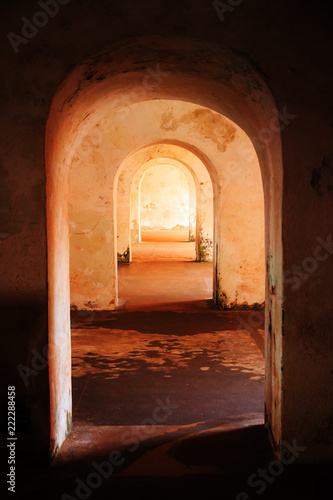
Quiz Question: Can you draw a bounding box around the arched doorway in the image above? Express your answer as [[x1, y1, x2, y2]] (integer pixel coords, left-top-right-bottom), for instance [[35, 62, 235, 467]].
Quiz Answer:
[[116, 142, 213, 266], [134, 161, 197, 246], [139, 164, 191, 243], [46, 36, 282, 459]]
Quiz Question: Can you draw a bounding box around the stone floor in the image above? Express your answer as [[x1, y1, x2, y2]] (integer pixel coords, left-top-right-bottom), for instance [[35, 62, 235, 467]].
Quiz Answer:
[[71, 309, 265, 427], [71, 238, 265, 427], [16, 240, 332, 499]]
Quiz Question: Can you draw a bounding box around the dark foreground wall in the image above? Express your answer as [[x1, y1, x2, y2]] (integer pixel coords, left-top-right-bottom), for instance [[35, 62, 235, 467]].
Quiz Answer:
[[0, 0, 332, 464]]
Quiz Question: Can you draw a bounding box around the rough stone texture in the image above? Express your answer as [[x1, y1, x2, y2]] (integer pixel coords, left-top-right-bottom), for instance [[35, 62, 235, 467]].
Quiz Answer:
[[128, 147, 209, 263], [0, 0, 332, 467], [69, 100, 264, 310]]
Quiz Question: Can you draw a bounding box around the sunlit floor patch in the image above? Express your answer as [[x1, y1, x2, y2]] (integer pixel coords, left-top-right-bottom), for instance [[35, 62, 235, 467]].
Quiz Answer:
[[71, 311, 265, 426]]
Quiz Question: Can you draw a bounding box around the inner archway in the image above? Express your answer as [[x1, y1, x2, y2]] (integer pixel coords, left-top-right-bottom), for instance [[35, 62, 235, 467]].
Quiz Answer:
[[115, 143, 215, 310], [117, 144, 214, 269], [46, 36, 282, 460]]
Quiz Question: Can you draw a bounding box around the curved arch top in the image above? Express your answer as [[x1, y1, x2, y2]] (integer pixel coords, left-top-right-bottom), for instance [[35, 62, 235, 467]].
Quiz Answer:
[[46, 35, 281, 191]]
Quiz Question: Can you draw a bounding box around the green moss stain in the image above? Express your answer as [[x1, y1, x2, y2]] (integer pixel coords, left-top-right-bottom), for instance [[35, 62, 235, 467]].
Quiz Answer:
[[228, 301, 265, 310], [117, 246, 130, 263], [217, 288, 233, 309], [66, 410, 72, 436], [197, 236, 213, 262], [216, 286, 264, 311]]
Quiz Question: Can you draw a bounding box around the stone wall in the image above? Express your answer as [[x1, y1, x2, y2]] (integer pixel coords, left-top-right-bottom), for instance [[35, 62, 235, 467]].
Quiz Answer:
[[1, 0, 332, 463]]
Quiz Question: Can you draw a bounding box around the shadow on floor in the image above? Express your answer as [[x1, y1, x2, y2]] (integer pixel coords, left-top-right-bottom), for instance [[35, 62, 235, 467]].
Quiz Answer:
[[18, 420, 332, 500]]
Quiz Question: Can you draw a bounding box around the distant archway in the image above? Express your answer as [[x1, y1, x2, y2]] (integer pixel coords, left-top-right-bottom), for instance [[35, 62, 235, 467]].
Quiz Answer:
[[116, 143, 213, 267], [139, 164, 191, 242]]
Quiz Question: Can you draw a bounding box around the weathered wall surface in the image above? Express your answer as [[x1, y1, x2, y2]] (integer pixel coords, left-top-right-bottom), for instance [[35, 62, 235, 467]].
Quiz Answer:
[[217, 138, 265, 306], [0, 0, 332, 464], [117, 145, 199, 261], [69, 100, 264, 310], [130, 157, 196, 245], [140, 164, 190, 233], [128, 149, 209, 261]]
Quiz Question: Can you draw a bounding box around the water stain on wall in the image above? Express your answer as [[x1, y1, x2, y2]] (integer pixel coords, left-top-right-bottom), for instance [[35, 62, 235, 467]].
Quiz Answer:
[[161, 108, 237, 152]]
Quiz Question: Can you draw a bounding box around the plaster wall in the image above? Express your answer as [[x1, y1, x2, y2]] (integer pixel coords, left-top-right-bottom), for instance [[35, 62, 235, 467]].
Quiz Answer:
[[130, 158, 196, 245], [2, 3, 332, 465], [128, 148, 210, 263], [69, 100, 264, 311], [140, 164, 190, 234]]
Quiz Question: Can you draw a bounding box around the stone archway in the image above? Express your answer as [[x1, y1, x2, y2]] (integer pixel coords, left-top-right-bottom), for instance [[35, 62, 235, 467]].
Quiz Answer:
[[46, 36, 282, 459], [129, 159, 197, 250]]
